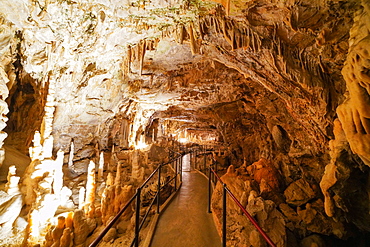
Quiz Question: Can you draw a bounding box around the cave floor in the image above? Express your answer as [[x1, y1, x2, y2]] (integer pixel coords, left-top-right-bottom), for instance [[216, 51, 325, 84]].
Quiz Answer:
[[150, 169, 221, 247]]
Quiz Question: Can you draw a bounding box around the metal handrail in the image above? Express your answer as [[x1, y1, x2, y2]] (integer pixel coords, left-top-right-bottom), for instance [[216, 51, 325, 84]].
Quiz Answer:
[[209, 165, 277, 247], [89, 154, 183, 247]]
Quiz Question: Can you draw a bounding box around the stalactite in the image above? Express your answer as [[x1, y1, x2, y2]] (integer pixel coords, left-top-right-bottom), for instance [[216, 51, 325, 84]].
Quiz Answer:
[[222, 18, 232, 46], [53, 150, 64, 198], [98, 151, 104, 181], [241, 27, 250, 50], [199, 20, 205, 40], [188, 23, 198, 55], [139, 39, 146, 76], [179, 24, 185, 44], [225, 0, 230, 16], [256, 32, 262, 51], [68, 141, 74, 170], [212, 16, 219, 34], [127, 45, 132, 74], [231, 26, 237, 50]]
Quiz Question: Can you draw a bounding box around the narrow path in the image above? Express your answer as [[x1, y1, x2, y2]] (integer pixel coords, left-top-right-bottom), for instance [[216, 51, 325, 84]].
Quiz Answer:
[[150, 154, 221, 247]]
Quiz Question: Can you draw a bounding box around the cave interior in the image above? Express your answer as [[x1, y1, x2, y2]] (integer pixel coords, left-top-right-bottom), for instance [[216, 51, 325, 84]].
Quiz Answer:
[[1, 0, 370, 246]]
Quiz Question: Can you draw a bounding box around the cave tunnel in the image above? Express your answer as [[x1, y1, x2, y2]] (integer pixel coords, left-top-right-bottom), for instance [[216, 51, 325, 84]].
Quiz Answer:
[[1, 0, 370, 246]]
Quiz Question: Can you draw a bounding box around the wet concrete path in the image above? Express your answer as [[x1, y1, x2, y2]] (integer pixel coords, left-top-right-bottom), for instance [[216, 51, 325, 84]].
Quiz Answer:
[[150, 154, 221, 247]]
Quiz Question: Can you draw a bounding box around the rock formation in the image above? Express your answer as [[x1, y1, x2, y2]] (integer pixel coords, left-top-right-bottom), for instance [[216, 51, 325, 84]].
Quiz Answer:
[[337, 0, 370, 166], [0, 0, 370, 246], [0, 165, 25, 246]]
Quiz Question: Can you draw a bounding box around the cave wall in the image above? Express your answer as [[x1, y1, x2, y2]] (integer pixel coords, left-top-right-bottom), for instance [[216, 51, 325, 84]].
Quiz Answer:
[[1, 0, 370, 246]]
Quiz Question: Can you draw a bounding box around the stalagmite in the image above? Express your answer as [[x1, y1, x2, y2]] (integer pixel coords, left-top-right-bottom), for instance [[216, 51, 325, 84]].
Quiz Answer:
[[5, 165, 19, 195], [78, 187, 85, 210], [52, 216, 66, 246], [115, 161, 121, 185], [85, 161, 96, 216], [1, 166, 22, 238], [30, 131, 43, 161], [59, 228, 73, 247]]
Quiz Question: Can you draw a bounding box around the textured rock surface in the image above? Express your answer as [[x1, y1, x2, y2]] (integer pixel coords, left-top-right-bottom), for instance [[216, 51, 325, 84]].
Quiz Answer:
[[0, 0, 370, 246]]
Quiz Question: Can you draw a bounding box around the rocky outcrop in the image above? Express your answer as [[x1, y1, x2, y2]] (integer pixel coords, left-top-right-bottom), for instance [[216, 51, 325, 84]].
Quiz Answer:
[[211, 165, 286, 247], [337, 0, 370, 166]]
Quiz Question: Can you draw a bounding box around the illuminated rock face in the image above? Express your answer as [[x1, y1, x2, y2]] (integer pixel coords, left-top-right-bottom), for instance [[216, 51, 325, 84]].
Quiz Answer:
[[0, 0, 370, 246], [337, 2, 370, 166], [0, 166, 24, 246]]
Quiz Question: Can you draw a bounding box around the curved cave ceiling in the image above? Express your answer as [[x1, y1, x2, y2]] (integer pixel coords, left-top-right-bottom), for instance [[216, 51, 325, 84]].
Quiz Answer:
[[1, 0, 370, 246]]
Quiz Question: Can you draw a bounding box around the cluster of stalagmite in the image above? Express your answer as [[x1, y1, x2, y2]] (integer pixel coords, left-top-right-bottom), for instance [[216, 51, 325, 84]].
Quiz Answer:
[[22, 84, 73, 245], [0, 165, 24, 246], [100, 169, 134, 226]]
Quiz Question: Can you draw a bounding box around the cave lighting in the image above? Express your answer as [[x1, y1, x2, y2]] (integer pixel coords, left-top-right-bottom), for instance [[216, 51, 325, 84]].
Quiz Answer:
[[179, 138, 188, 143], [135, 140, 148, 150]]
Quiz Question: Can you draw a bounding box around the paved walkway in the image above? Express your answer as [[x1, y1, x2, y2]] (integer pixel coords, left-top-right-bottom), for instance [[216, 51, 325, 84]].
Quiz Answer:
[[150, 155, 221, 247]]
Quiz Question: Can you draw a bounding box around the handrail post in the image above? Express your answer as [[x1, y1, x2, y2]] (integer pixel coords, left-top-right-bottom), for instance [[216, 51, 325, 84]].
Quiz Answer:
[[222, 183, 227, 247], [135, 188, 141, 247], [174, 158, 178, 191], [180, 155, 183, 182], [203, 152, 206, 171], [157, 165, 161, 214], [208, 166, 212, 213], [189, 151, 192, 170], [194, 150, 196, 170]]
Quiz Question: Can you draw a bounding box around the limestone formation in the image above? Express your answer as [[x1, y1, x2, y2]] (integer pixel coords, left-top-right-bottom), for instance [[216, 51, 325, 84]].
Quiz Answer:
[[73, 209, 96, 246], [98, 151, 104, 181], [0, 0, 370, 246], [211, 165, 286, 247], [247, 158, 282, 194], [101, 183, 134, 226], [320, 119, 348, 217], [337, 1, 370, 166], [284, 178, 316, 207], [0, 66, 9, 165], [85, 161, 96, 217], [0, 166, 24, 246]]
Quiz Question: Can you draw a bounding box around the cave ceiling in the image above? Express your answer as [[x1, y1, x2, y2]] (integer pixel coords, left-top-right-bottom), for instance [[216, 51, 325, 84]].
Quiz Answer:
[[0, 0, 364, 155]]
